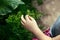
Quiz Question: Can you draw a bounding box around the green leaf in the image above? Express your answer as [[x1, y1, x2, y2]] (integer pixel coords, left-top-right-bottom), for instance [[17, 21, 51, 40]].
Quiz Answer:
[[0, 6, 11, 15], [0, 0, 24, 15], [4, 0, 24, 9]]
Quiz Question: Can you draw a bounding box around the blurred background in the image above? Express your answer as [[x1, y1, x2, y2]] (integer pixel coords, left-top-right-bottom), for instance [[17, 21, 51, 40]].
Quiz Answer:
[[1, 0, 60, 40]]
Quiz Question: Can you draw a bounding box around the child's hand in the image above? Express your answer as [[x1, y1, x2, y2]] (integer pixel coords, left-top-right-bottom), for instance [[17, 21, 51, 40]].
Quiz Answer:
[[21, 15, 39, 32], [21, 15, 52, 40]]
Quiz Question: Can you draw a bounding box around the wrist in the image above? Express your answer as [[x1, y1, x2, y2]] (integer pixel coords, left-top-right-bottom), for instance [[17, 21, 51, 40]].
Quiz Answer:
[[32, 27, 41, 34]]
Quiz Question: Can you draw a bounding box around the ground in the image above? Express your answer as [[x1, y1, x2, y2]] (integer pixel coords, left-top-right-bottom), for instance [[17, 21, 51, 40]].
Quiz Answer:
[[32, 0, 60, 28]]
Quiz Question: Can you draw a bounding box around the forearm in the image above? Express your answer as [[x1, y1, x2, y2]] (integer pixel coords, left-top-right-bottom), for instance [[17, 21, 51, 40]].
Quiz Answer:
[[32, 27, 52, 40], [52, 35, 60, 40]]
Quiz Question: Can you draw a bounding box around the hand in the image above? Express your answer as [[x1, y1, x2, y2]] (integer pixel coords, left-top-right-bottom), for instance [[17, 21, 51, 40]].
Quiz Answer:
[[21, 15, 60, 40], [21, 15, 48, 40], [21, 15, 39, 32]]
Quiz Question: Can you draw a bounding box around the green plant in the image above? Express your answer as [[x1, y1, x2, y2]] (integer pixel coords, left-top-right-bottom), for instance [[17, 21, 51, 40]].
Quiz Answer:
[[0, 0, 43, 40], [5, 10, 42, 40], [0, 0, 24, 15]]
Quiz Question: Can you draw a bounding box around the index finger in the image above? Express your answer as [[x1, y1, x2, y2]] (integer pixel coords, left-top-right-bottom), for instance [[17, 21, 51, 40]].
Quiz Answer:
[[21, 15, 26, 23]]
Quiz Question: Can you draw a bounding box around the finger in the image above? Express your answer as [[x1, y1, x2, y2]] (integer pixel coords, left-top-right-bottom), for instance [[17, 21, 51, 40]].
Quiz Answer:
[[21, 21, 24, 25], [21, 15, 26, 23], [28, 16, 35, 21], [25, 15, 30, 21]]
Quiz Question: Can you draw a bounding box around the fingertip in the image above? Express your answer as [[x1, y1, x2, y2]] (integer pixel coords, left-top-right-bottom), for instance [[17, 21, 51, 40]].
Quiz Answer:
[[21, 15, 23, 16], [26, 15, 28, 17], [21, 15, 24, 18], [22, 15, 23, 17], [25, 15, 29, 20], [21, 15, 26, 23]]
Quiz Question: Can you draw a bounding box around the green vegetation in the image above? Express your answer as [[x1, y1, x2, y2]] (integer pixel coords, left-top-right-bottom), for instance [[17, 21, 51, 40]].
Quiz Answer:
[[0, 0, 43, 40]]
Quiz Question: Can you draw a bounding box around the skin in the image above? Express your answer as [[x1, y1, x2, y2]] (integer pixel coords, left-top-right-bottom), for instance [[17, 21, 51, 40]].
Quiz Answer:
[[21, 15, 60, 40]]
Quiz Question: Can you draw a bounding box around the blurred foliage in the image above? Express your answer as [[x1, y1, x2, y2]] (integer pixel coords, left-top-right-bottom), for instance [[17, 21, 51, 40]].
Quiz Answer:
[[0, 0, 24, 15], [0, 0, 43, 40]]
